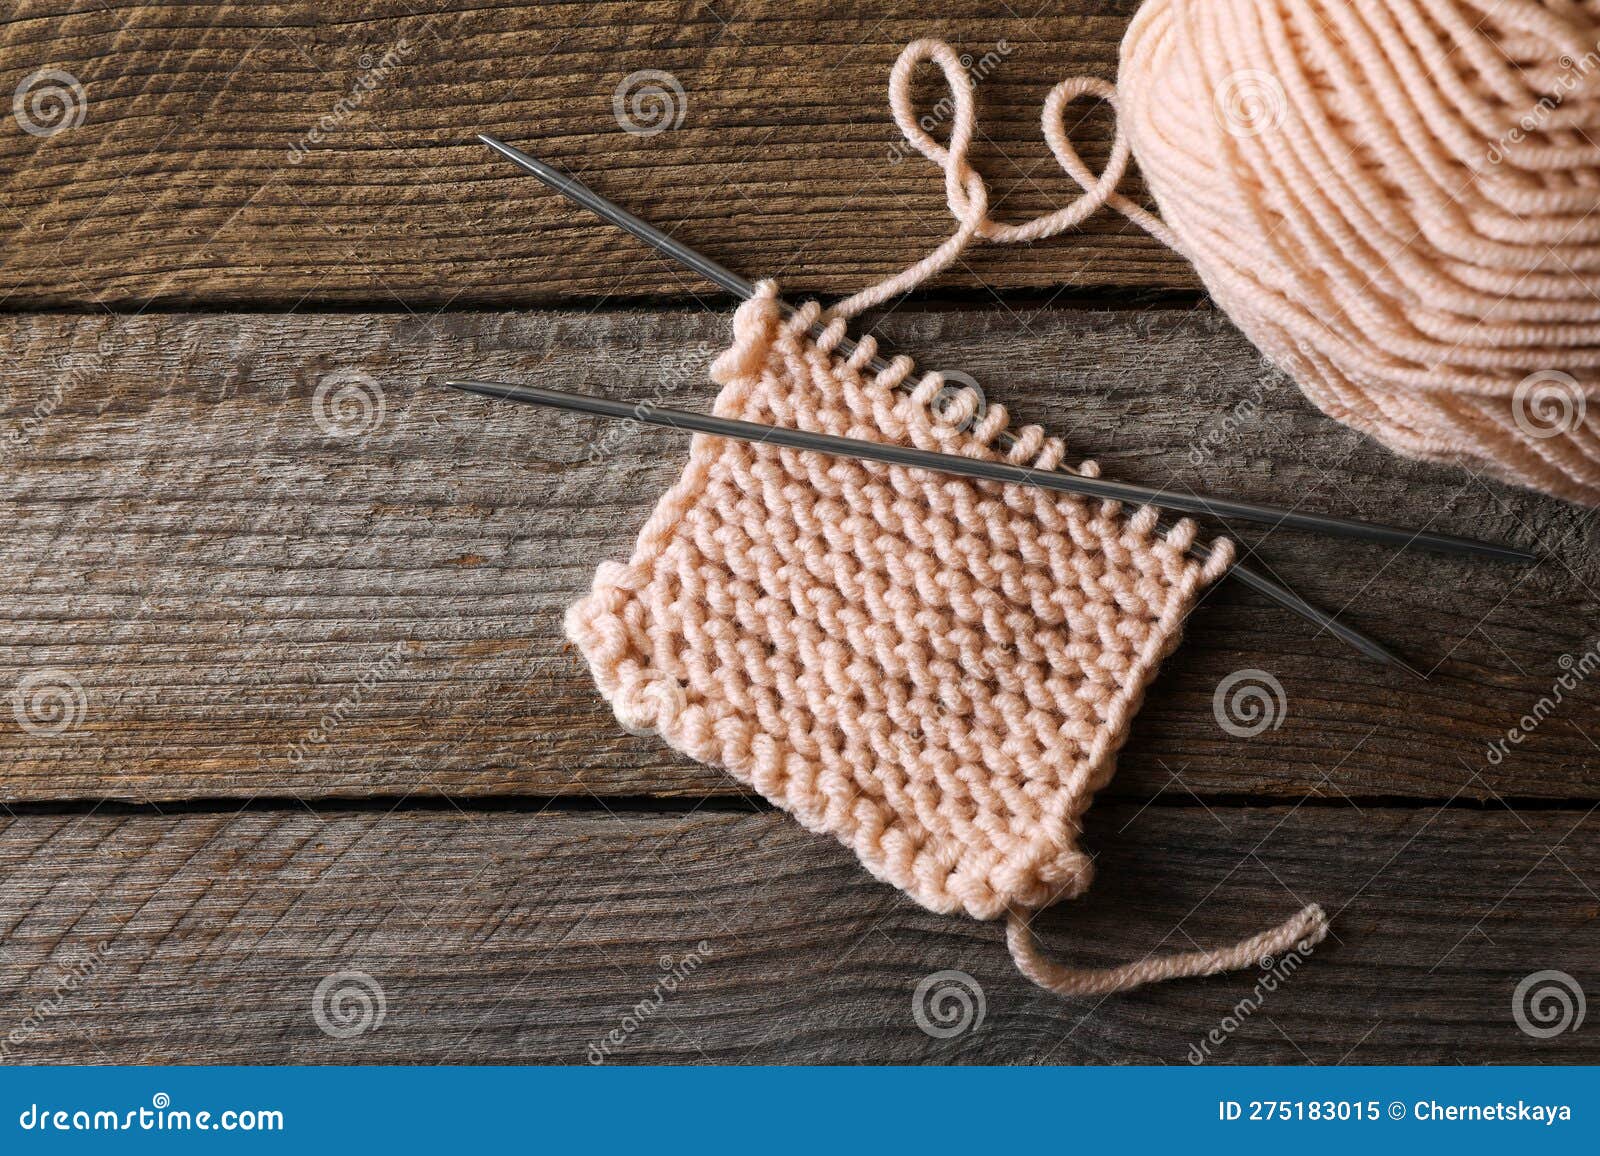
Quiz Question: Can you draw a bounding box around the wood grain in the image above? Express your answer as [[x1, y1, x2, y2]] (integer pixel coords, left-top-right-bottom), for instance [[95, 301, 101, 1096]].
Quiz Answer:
[[1, 307, 1594, 803], [0, 1, 1192, 310], [0, 804, 1594, 1064], [3, 0, 1589, 1074]]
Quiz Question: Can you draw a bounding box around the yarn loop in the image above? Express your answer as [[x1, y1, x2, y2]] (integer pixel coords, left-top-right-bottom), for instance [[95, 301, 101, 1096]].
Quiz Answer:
[[863, 6, 1600, 505]]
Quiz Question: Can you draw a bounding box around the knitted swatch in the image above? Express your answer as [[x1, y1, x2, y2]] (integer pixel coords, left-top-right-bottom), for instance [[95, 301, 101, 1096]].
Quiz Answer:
[[567, 40, 1329, 997]]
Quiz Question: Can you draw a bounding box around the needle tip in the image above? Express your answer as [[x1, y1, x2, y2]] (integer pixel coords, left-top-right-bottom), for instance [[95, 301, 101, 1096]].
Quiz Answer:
[[1422, 530, 1538, 564], [1397, 657, 1429, 682], [476, 133, 526, 164], [1373, 644, 1428, 681], [442, 379, 531, 406]]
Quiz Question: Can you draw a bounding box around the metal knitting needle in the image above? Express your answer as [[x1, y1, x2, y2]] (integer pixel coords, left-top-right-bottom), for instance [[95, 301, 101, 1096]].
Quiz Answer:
[[475, 134, 1440, 672], [474, 138, 1528, 558], [444, 377, 1511, 558], [449, 378, 1431, 672]]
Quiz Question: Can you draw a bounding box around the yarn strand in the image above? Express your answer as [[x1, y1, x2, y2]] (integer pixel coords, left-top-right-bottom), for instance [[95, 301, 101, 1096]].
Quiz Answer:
[[828, 39, 1164, 320], [1006, 902, 1330, 997]]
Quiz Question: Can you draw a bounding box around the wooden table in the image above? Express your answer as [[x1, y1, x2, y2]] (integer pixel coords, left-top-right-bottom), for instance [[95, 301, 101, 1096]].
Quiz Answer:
[[1, 1, 1595, 1064]]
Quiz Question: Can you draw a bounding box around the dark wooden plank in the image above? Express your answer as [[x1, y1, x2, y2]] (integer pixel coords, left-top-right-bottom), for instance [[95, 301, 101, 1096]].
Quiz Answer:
[[1, 308, 1593, 803], [0, 1, 1191, 310], [0, 805, 1595, 1064]]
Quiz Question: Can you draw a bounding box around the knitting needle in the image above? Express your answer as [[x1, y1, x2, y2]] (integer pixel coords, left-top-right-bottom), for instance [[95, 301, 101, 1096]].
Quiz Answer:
[[444, 378, 1421, 674], [443, 377, 1522, 560], [473, 137, 1528, 560], [473, 135, 1430, 671]]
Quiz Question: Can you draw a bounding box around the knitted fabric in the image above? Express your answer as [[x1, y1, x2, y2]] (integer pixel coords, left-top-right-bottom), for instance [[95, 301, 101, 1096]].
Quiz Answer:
[[571, 282, 1227, 916], [567, 39, 1330, 997]]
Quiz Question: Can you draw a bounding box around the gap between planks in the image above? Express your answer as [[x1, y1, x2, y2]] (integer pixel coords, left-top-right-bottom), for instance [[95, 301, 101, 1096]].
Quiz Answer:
[[3, 794, 1600, 818]]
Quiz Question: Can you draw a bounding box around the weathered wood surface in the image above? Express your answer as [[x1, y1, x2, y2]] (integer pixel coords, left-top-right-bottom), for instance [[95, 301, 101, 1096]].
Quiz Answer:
[[3, 308, 1594, 802], [0, 805, 1594, 1064], [1, 0, 1589, 1075], [0, 1, 1194, 311]]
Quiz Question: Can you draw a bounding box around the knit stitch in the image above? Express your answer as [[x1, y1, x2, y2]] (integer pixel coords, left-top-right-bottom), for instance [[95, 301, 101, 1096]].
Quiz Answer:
[[567, 39, 1330, 997]]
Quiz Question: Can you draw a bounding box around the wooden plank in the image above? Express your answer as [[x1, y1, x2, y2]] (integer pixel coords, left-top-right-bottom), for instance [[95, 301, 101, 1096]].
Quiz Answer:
[[1, 308, 1593, 802], [0, 805, 1595, 1064], [0, 1, 1193, 310]]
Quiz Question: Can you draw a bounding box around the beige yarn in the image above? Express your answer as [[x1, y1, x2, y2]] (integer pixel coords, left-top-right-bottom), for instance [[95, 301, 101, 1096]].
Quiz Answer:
[[1118, 0, 1600, 504], [567, 41, 1331, 999]]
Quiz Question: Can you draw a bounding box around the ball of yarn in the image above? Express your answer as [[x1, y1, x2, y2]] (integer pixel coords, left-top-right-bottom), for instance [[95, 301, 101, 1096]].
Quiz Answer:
[[1118, 0, 1600, 505]]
